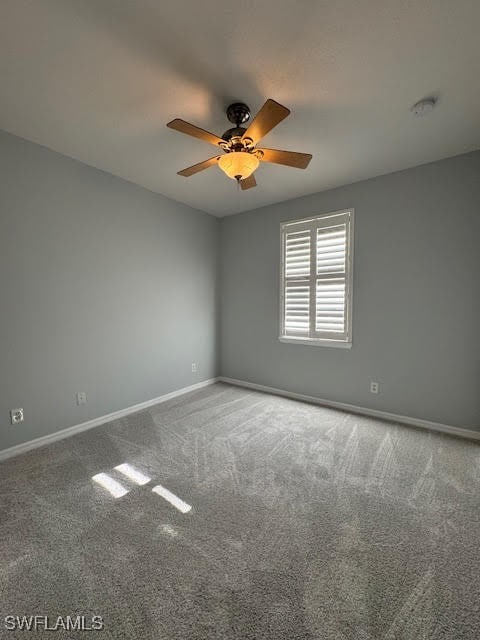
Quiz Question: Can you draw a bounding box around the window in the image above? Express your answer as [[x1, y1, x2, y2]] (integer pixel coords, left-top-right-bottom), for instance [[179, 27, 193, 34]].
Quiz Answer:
[[280, 209, 353, 347]]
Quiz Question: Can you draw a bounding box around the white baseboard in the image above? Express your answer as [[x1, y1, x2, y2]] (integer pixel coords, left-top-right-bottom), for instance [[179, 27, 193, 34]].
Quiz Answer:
[[2, 375, 478, 462], [0, 378, 219, 462], [219, 376, 480, 442]]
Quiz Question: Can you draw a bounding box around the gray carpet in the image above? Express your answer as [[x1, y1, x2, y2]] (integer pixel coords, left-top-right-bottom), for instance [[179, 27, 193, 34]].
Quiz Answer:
[[1, 382, 479, 639]]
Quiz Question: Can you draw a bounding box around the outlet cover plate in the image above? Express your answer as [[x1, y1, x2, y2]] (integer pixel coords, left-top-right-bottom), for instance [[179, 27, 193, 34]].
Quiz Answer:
[[10, 408, 24, 424], [76, 392, 87, 405]]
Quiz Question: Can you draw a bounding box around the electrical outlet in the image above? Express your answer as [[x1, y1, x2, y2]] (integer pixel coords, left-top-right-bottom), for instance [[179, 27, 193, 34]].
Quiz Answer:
[[10, 408, 24, 425], [370, 381, 379, 394], [76, 392, 87, 406], [191, 363, 197, 373]]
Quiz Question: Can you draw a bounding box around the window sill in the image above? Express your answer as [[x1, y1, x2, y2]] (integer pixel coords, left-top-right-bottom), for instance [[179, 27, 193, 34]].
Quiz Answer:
[[279, 336, 352, 349]]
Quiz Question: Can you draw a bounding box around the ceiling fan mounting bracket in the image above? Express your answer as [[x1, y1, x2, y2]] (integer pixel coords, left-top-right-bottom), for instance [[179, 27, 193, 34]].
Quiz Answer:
[[226, 102, 251, 126]]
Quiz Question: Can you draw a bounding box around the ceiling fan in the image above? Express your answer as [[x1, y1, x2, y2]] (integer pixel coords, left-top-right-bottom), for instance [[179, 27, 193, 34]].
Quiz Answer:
[[166, 99, 312, 190]]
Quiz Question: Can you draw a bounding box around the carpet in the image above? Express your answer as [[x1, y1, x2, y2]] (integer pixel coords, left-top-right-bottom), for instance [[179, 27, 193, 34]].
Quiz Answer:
[[1, 382, 479, 638]]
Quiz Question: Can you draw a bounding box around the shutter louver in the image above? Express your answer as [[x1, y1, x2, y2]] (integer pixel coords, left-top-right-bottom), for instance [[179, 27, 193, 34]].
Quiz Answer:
[[284, 229, 311, 335], [316, 280, 345, 332], [315, 223, 347, 333], [285, 282, 310, 333], [316, 225, 346, 273], [285, 230, 311, 277]]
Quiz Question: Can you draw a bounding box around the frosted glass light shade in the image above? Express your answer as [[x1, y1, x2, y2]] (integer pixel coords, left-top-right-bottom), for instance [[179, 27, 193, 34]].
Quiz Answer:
[[218, 151, 259, 180]]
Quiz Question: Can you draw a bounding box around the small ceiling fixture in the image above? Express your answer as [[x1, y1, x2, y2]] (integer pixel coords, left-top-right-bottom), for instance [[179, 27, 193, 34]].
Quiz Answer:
[[166, 99, 312, 190], [411, 97, 437, 117]]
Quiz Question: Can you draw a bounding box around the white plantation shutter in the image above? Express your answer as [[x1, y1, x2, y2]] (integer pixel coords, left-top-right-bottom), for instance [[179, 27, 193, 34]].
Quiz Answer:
[[316, 225, 346, 273], [284, 229, 311, 334], [280, 210, 353, 345], [285, 229, 310, 277], [316, 279, 345, 332], [285, 282, 310, 333]]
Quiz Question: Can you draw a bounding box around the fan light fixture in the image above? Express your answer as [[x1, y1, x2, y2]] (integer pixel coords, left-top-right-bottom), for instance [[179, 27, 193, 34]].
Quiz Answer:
[[218, 151, 259, 181]]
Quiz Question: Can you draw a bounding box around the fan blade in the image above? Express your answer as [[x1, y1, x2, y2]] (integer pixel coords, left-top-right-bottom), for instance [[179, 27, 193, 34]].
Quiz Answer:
[[242, 99, 290, 144], [258, 148, 312, 169], [177, 156, 220, 177], [167, 119, 224, 147], [240, 174, 257, 190]]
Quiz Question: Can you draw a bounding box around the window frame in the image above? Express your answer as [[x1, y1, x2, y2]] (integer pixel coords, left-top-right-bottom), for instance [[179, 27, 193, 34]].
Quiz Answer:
[[279, 208, 354, 348]]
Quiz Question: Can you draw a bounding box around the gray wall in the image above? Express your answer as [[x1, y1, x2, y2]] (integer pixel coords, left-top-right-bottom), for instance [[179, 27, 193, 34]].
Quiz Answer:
[[2, 130, 479, 452], [220, 152, 480, 431], [1, 130, 219, 451]]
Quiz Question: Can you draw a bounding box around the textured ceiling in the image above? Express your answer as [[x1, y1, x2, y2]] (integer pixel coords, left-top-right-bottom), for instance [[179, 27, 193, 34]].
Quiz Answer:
[[0, 0, 479, 216]]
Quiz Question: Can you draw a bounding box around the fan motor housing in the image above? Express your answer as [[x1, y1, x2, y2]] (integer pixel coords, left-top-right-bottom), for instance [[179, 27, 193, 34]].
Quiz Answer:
[[221, 126, 247, 142]]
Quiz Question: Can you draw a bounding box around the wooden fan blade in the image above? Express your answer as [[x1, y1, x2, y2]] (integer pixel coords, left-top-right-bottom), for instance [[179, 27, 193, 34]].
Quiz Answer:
[[242, 99, 290, 144], [177, 156, 220, 177], [167, 119, 224, 147], [240, 174, 257, 190], [258, 148, 312, 169]]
